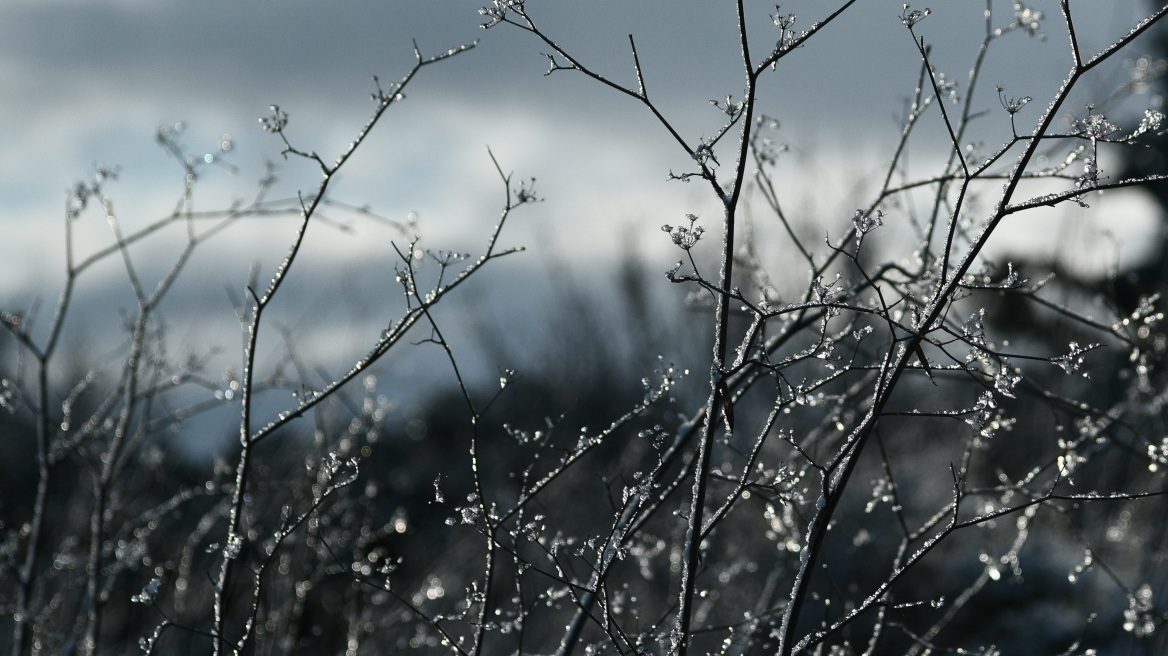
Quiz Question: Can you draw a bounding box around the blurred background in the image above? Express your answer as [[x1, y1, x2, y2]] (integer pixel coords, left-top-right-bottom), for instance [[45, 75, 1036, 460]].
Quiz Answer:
[[2, 1, 1163, 387], [5, 2, 1168, 654]]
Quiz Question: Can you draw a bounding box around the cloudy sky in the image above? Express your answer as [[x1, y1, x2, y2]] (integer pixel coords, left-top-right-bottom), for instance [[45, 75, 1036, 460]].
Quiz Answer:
[[1, 1, 1164, 409], [2, 2, 1158, 253]]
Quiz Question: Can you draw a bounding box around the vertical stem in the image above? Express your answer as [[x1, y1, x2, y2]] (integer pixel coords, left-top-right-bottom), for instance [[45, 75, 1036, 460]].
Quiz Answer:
[[11, 362, 51, 656], [13, 205, 80, 656], [675, 3, 757, 654]]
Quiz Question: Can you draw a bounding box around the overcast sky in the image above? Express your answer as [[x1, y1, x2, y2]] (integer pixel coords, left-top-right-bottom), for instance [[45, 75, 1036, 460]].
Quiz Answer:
[[1, 2, 1159, 272], [2, 1, 1165, 410]]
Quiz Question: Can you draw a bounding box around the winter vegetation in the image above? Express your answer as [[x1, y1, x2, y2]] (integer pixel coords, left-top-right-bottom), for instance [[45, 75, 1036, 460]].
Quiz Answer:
[[6, 2, 1168, 655]]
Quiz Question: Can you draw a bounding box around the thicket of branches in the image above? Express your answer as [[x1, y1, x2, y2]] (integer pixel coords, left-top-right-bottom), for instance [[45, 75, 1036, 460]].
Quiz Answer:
[[5, 2, 1168, 655]]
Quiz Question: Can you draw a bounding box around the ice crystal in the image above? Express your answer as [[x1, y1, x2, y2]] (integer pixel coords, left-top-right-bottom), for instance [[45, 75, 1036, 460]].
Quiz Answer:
[[711, 95, 745, 118], [967, 391, 997, 434], [223, 534, 243, 560], [812, 273, 842, 303], [852, 208, 883, 235], [1076, 107, 1119, 142], [691, 141, 717, 166], [901, 4, 931, 28], [994, 366, 1021, 398], [1053, 342, 1095, 375], [996, 85, 1032, 115], [1074, 158, 1102, 194], [1130, 109, 1164, 140], [662, 215, 706, 250], [479, 1, 522, 26], [131, 578, 161, 605], [259, 105, 288, 133], [963, 309, 987, 341], [772, 6, 796, 30]]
